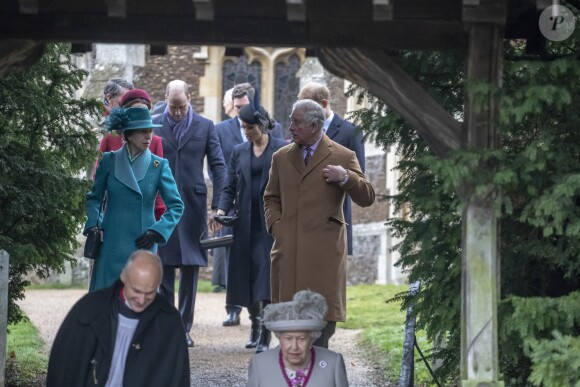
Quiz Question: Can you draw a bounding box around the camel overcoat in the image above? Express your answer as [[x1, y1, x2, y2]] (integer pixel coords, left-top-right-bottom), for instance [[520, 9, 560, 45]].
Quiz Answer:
[[264, 134, 375, 322]]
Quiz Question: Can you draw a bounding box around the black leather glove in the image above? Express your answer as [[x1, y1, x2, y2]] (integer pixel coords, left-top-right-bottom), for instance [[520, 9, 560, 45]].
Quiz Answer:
[[214, 215, 238, 227], [135, 230, 163, 250]]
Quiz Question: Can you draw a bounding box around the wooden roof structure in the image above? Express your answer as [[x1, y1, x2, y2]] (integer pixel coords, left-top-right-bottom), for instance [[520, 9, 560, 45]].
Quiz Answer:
[[0, 0, 542, 51], [0, 1, 553, 385]]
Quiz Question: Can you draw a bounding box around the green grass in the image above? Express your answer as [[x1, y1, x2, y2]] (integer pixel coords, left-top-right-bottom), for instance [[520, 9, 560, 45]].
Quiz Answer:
[[5, 320, 48, 386], [339, 284, 434, 385], [26, 282, 87, 290], [173, 279, 213, 293], [197, 279, 213, 293]]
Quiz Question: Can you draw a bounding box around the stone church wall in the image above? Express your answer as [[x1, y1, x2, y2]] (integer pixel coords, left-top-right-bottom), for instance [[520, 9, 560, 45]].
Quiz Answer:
[[133, 45, 205, 114]]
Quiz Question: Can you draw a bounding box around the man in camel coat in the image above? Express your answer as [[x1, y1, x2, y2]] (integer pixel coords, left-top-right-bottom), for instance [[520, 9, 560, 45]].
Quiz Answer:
[[264, 99, 375, 349]]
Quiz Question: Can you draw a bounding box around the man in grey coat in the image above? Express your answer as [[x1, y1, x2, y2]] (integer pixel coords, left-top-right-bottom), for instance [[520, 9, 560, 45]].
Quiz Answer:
[[153, 80, 227, 347]]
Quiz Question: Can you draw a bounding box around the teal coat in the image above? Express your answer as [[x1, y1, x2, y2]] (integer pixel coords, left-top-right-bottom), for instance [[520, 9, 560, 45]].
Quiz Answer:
[[84, 146, 184, 291]]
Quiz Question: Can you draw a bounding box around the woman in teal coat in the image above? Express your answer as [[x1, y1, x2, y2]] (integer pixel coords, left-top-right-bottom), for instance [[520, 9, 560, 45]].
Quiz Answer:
[[84, 107, 184, 292]]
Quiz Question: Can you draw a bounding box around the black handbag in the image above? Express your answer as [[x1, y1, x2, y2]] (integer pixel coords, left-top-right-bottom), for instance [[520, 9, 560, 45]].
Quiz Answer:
[[199, 232, 234, 250], [83, 153, 113, 259], [83, 225, 103, 259]]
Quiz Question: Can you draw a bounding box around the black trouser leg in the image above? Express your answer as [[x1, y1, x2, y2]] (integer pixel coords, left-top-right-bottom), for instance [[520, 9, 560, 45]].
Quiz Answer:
[[178, 265, 199, 332], [313, 321, 336, 349]]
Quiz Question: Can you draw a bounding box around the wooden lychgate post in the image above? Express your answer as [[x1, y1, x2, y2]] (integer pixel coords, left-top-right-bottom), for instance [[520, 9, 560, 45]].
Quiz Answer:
[[460, 1, 505, 386], [0, 250, 9, 387]]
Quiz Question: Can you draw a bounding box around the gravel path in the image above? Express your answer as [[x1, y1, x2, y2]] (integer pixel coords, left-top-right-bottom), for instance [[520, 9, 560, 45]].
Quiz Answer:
[[19, 289, 388, 386]]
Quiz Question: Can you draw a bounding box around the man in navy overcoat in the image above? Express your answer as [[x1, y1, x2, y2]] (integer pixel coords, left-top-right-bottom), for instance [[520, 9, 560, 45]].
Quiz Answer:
[[153, 80, 226, 347]]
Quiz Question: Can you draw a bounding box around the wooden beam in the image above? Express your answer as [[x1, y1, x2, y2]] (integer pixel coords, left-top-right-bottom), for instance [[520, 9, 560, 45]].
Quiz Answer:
[[373, 0, 394, 21], [105, 0, 126, 18], [0, 39, 45, 78], [536, 0, 551, 10], [287, 0, 306, 22], [149, 45, 168, 56], [0, 15, 467, 51], [463, 0, 506, 24], [460, 9, 504, 387], [317, 47, 461, 158], [192, 0, 214, 21], [18, 0, 38, 14], [70, 43, 93, 53]]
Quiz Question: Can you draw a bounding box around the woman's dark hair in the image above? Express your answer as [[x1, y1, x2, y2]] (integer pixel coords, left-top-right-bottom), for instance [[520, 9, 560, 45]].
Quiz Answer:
[[239, 104, 275, 130]]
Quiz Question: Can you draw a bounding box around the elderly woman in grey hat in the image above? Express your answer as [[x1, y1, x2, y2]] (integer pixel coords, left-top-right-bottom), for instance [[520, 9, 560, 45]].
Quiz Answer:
[[246, 290, 349, 386]]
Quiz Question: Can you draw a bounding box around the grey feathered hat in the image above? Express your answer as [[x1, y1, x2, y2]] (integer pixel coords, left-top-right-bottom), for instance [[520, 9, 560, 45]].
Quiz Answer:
[[263, 290, 328, 332]]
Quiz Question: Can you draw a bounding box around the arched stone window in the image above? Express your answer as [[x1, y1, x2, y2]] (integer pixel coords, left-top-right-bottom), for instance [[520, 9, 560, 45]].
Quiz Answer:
[[222, 54, 261, 119], [274, 53, 301, 135]]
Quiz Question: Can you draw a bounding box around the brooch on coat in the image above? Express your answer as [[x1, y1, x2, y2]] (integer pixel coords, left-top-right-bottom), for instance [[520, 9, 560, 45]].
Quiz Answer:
[[153, 160, 160, 168]]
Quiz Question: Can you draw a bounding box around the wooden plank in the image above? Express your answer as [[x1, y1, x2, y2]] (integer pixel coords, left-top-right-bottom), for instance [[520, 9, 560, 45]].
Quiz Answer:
[[463, 0, 506, 24], [373, 0, 394, 21], [18, 0, 38, 14], [105, 0, 126, 18], [287, 0, 306, 22], [192, 0, 214, 20], [0, 15, 467, 51], [317, 47, 461, 158]]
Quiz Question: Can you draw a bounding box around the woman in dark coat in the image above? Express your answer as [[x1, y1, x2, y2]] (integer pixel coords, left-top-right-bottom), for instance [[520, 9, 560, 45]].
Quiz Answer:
[[216, 103, 286, 353]]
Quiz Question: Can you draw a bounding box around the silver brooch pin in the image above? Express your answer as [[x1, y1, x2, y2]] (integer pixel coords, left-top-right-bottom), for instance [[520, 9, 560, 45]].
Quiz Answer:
[[319, 360, 328, 368], [153, 160, 160, 168]]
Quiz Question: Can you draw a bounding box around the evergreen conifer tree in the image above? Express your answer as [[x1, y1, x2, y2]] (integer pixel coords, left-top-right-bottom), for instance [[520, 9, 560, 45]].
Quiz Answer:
[[0, 43, 101, 324], [348, 29, 580, 385]]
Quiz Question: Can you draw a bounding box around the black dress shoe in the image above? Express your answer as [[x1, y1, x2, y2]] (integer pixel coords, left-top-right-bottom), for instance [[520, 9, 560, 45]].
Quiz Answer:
[[222, 310, 240, 326], [186, 332, 194, 347]]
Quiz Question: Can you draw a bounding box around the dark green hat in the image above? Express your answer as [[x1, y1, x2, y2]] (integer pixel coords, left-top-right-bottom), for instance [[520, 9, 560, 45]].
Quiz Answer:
[[106, 107, 162, 132]]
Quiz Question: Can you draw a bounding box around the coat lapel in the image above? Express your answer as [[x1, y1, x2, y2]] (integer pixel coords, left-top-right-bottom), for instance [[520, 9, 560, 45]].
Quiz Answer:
[[113, 146, 142, 195], [325, 114, 342, 140], [260, 136, 275, 190], [132, 149, 152, 182], [229, 118, 243, 143], [288, 142, 306, 174], [305, 135, 332, 175], [178, 114, 200, 149], [239, 141, 252, 189], [157, 114, 178, 149]]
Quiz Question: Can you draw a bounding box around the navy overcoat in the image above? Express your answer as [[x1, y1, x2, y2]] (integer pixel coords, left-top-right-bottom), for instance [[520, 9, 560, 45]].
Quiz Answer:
[[153, 111, 226, 266], [326, 113, 365, 255], [217, 135, 286, 306]]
